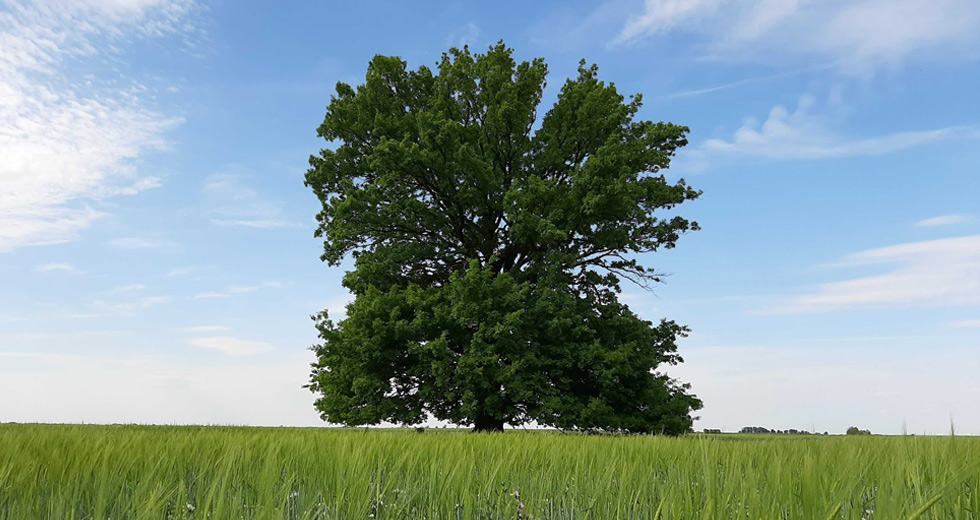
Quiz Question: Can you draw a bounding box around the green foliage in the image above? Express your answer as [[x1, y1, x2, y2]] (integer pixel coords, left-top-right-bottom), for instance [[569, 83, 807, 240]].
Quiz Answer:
[[305, 42, 701, 433], [3, 424, 979, 520], [847, 426, 872, 436]]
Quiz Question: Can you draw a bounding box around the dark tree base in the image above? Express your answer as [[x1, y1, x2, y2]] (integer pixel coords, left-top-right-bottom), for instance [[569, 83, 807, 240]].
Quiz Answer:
[[472, 415, 504, 432]]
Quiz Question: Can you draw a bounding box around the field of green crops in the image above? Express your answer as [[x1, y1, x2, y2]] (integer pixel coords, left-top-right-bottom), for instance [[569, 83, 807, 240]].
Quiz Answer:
[[1, 424, 978, 519]]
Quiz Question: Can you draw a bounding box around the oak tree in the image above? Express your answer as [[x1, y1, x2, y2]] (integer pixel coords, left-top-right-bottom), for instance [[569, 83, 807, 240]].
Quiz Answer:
[[305, 43, 702, 433]]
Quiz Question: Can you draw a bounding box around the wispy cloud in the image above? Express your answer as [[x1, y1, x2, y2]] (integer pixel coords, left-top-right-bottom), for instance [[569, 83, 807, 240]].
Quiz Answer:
[[914, 214, 972, 228], [34, 262, 78, 273], [0, 312, 24, 323], [761, 234, 980, 314], [0, 351, 82, 362], [191, 281, 285, 300], [613, 0, 980, 71], [182, 325, 231, 333], [0, 330, 121, 343], [660, 64, 833, 100], [107, 237, 179, 250], [615, 0, 724, 45], [72, 295, 172, 318], [202, 173, 297, 229], [946, 319, 980, 328], [320, 293, 355, 320], [445, 22, 480, 48], [0, 0, 200, 252], [163, 267, 195, 277], [687, 96, 972, 165], [188, 336, 274, 357], [105, 284, 146, 294], [529, 0, 639, 52]]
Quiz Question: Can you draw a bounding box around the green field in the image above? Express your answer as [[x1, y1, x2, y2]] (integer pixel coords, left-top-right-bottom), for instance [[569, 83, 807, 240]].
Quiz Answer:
[[1, 424, 977, 519]]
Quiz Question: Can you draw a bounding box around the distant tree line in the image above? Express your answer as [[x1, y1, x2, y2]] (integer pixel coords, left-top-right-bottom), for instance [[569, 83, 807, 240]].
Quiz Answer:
[[701, 426, 872, 435], [737, 427, 827, 435]]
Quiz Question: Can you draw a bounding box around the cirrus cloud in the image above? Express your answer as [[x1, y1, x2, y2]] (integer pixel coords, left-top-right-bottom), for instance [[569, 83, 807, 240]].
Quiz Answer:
[[614, 0, 980, 72], [34, 262, 79, 273], [761, 234, 980, 314], [202, 173, 298, 229], [189, 336, 275, 357], [0, 0, 199, 253], [946, 319, 980, 328], [684, 96, 975, 168], [914, 214, 972, 228]]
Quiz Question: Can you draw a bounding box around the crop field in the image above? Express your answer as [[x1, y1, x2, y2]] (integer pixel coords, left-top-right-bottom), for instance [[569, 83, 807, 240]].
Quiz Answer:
[[1, 424, 978, 519]]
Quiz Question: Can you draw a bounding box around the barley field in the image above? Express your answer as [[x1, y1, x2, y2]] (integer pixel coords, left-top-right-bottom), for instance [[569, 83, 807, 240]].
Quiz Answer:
[[1, 424, 977, 519]]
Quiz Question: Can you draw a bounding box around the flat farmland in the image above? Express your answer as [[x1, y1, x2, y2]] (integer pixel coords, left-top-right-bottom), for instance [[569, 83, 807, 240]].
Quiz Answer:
[[1, 424, 977, 519]]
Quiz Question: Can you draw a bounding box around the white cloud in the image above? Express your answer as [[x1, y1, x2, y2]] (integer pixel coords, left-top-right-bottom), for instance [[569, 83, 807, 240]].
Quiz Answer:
[[819, 0, 980, 70], [615, 0, 724, 44], [763, 235, 980, 314], [107, 237, 179, 249], [191, 281, 285, 300], [693, 96, 968, 163], [321, 293, 355, 320], [529, 0, 639, 52], [0, 312, 25, 323], [34, 262, 78, 272], [202, 173, 296, 229], [947, 319, 980, 328], [213, 218, 294, 229], [106, 283, 146, 293], [914, 214, 972, 228], [661, 65, 831, 100], [614, 0, 980, 71], [445, 22, 480, 48], [72, 295, 172, 318], [0, 0, 198, 253], [182, 325, 231, 332], [0, 330, 121, 346], [163, 266, 195, 277], [0, 351, 82, 362], [189, 336, 275, 357]]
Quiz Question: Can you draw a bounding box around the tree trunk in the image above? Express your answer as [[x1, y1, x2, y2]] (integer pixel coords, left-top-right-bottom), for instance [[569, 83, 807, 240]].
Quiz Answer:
[[472, 414, 505, 433]]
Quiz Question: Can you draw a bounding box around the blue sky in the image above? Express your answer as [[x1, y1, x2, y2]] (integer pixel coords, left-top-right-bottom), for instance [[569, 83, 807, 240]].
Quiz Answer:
[[1, 0, 978, 434]]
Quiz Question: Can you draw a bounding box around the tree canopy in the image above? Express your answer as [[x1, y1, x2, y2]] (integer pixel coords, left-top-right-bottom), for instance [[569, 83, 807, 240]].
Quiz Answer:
[[305, 43, 702, 433]]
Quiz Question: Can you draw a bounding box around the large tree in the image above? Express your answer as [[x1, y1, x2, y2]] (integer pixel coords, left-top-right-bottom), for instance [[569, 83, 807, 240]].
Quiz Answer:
[[305, 43, 702, 433]]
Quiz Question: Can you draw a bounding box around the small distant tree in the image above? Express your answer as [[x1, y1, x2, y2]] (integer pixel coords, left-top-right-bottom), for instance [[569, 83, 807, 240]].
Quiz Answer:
[[846, 426, 871, 436], [305, 43, 703, 433]]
